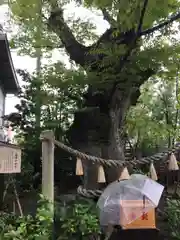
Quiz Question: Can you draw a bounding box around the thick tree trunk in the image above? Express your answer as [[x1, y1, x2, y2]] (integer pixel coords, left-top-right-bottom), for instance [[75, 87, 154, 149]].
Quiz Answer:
[[67, 107, 109, 189], [67, 87, 132, 188], [104, 89, 132, 183], [66, 66, 154, 189]]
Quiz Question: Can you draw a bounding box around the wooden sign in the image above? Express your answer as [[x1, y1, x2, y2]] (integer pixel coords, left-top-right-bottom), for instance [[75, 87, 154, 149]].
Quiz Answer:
[[0, 144, 21, 173], [120, 200, 156, 229]]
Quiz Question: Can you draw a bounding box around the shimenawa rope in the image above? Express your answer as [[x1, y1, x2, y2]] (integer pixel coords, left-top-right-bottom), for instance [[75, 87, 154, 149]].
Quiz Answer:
[[42, 136, 180, 198]]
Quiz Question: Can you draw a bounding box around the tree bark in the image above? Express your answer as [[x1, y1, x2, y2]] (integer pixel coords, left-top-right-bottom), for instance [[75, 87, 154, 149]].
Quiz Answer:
[[105, 89, 132, 182], [67, 66, 155, 189], [67, 107, 108, 189], [67, 84, 140, 188]]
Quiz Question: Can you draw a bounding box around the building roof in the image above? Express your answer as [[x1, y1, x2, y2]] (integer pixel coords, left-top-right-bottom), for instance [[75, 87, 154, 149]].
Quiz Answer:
[[0, 28, 19, 94]]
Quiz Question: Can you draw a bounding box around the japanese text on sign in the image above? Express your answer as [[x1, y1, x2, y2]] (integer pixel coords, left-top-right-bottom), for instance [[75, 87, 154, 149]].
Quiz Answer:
[[0, 147, 21, 173]]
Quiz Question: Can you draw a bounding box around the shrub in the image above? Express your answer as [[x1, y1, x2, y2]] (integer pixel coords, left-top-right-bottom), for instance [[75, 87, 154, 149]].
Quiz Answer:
[[0, 196, 100, 240], [0, 195, 53, 239], [55, 198, 100, 240], [166, 198, 180, 240]]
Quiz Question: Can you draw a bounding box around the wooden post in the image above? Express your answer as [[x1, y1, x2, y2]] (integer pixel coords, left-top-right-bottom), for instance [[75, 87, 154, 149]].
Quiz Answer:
[[40, 130, 55, 239], [40, 130, 54, 205]]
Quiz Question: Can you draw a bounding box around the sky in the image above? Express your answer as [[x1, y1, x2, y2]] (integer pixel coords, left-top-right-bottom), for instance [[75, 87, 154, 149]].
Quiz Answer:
[[0, 3, 108, 114]]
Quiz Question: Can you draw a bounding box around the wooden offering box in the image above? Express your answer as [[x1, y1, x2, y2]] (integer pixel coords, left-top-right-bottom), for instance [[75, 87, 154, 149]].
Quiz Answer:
[[123, 209, 156, 229], [120, 200, 156, 229]]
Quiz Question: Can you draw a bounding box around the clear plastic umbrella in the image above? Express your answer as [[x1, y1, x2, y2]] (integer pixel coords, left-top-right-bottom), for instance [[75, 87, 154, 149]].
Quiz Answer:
[[97, 174, 164, 227]]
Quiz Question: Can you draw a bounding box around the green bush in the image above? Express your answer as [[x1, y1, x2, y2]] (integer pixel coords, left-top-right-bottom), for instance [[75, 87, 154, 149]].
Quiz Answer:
[[166, 198, 180, 240], [0, 196, 100, 240], [55, 198, 100, 240], [0, 195, 53, 239]]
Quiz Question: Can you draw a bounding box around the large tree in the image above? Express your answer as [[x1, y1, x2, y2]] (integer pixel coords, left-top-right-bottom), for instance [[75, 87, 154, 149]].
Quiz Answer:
[[9, 0, 180, 188]]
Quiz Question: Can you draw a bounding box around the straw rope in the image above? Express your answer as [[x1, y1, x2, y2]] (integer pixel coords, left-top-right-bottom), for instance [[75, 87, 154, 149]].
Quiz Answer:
[[46, 137, 180, 167], [41, 135, 180, 199]]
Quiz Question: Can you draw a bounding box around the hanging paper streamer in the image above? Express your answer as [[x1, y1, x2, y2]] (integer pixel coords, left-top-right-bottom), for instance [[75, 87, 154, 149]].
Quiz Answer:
[[119, 167, 130, 180], [76, 158, 84, 175], [168, 153, 179, 171], [98, 165, 106, 183], [149, 162, 158, 181]]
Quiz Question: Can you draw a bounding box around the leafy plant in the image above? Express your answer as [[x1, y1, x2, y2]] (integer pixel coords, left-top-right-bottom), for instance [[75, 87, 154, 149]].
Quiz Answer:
[[0, 196, 100, 240], [166, 199, 180, 240], [0, 195, 53, 239], [55, 199, 100, 240]]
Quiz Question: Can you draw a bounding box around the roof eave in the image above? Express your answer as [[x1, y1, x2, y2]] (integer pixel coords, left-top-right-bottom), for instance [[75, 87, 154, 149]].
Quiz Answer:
[[0, 33, 20, 94]]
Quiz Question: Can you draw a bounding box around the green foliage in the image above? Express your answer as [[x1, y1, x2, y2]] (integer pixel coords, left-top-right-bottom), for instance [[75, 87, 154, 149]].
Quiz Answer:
[[55, 199, 100, 239], [0, 197, 100, 240], [15, 64, 85, 137], [8, 0, 98, 57], [83, 0, 180, 32], [9, 0, 59, 57], [126, 68, 180, 156], [0, 195, 53, 239], [12, 64, 86, 189], [9, 0, 180, 68], [166, 199, 180, 240]]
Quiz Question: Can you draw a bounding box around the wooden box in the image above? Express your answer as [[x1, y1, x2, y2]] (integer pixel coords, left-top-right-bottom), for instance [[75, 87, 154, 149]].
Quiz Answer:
[[120, 200, 156, 229]]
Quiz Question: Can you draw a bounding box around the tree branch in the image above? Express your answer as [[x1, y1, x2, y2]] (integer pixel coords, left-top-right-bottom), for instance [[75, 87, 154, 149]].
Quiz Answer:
[[137, 0, 149, 34], [48, 2, 89, 66], [109, 0, 149, 104], [101, 8, 116, 27], [140, 11, 180, 36], [121, 0, 149, 63]]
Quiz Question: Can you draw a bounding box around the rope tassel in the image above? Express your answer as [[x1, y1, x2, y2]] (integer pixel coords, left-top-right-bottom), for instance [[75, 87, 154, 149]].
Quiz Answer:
[[149, 162, 158, 181], [98, 165, 106, 183], [119, 167, 130, 180], [76, 158, 84, 175], [168, 153, 179, 171]]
